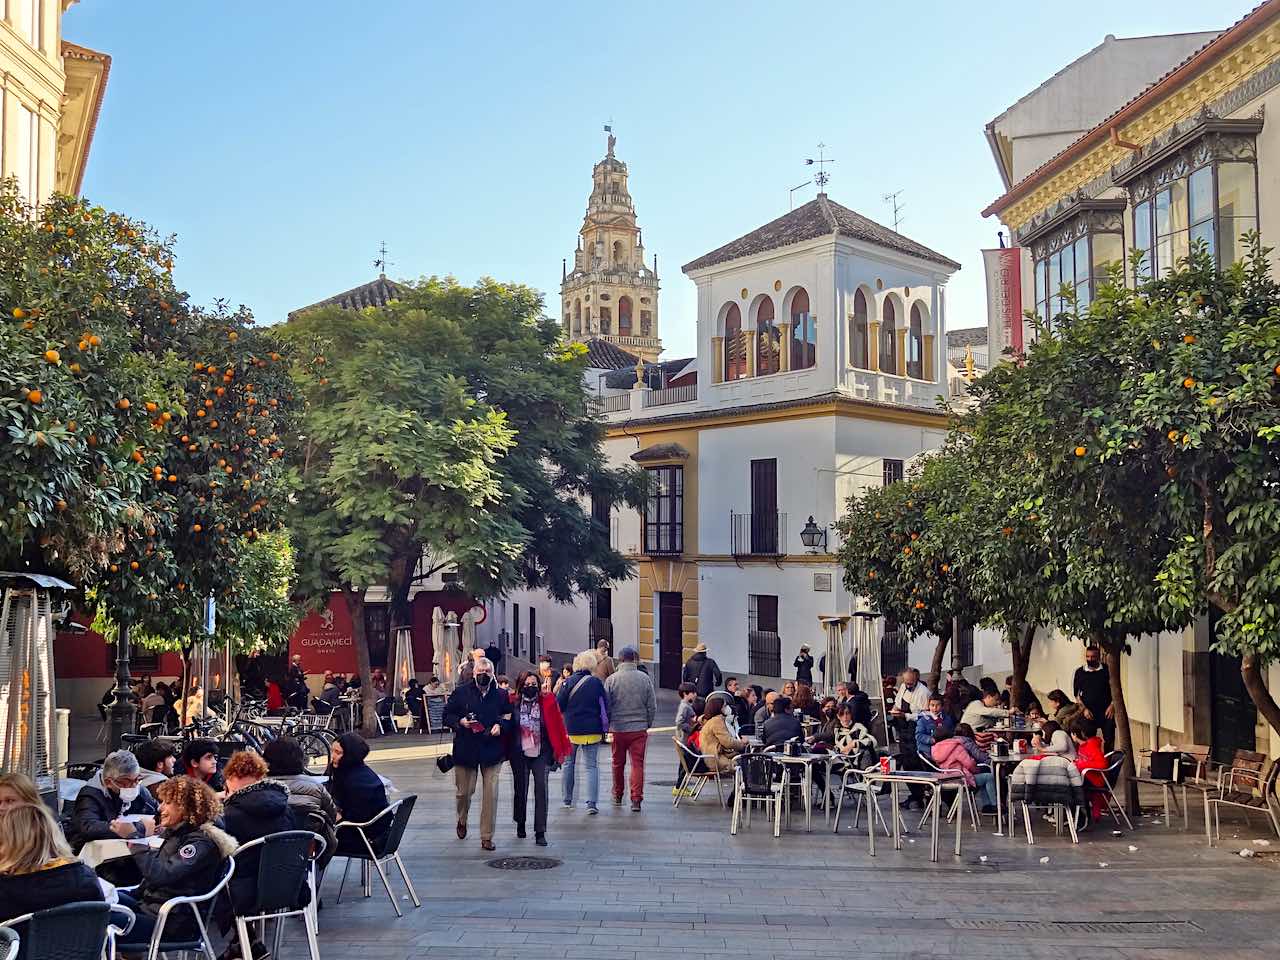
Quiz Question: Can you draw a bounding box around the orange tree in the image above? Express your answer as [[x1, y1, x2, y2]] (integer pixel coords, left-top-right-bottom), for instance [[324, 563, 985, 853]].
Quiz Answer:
[[836, 451, 984, 692], [1100, 241, 1280, 739], [1, 185, 297, 738]]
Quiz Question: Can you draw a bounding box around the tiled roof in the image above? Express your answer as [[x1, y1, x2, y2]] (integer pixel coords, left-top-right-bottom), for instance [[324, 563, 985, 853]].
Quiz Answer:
[[983, 1, 1274, 218], [582, 338, 641, 370], [947, 327, 988, 348], [682, 193, 961, 273], [288, 276, 406, 319]]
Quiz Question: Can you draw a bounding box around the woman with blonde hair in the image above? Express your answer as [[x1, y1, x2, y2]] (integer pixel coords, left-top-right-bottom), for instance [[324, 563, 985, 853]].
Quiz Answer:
[[555, 649, 608, 814], [116, 777, 237, 951], [0, 802, 105, 920], [0, 771, 42, 812]]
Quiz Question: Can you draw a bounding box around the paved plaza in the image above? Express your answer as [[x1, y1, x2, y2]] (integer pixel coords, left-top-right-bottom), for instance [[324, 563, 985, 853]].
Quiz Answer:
[[279, 733, 1280, 960]]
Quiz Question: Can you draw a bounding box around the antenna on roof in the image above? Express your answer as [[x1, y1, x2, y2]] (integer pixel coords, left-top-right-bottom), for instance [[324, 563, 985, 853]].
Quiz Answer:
[[882, 190, 904, 232], [804, 143, 834, 192], [373, 240, 393, 278]]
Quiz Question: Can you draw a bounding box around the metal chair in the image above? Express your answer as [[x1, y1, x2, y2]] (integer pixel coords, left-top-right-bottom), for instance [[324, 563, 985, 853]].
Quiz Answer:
[[671, 736, 728, 808], [123, 856, 236, 960], [1, 902, 112, 960], [1008, 755, 1084, 845], [334, 796, 421, 917], [1089, 750, 1134, 831], [233, 831, 324, 960], [831, 763, 897, 837], [0, 926, 16, 960], [1208, 758, 1280, 845], [730, 753, 789, 837]]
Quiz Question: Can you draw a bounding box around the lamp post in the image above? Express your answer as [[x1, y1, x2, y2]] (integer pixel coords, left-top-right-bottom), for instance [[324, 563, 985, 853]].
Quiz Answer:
[[800, 516, 828, 554], [108, 619, 136, 748]]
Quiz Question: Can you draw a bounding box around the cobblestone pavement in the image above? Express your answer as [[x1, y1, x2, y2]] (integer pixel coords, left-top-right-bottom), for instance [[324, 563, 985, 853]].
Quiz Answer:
[[285, 735, 1279, 960]]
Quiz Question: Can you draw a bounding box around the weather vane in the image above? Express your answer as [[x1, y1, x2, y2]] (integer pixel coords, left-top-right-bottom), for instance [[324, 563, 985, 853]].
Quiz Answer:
[[805, 143, 834, 190], [374, 240, 392, 277]]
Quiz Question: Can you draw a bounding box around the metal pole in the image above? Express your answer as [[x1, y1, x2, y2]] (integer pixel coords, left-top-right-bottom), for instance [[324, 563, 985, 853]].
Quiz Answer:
[[108, 619, 136, 748], [199, 635, 209, 724]]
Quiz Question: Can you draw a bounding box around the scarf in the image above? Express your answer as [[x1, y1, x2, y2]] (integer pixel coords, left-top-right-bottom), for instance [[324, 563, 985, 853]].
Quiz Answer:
[[519, 698, 543, 758]]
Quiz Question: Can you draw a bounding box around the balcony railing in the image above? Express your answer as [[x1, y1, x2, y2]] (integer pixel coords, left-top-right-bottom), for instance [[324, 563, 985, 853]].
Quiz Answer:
[[642, 384, 697, 408], [596, 393, 631, 413], [730, 511, 787, 557]]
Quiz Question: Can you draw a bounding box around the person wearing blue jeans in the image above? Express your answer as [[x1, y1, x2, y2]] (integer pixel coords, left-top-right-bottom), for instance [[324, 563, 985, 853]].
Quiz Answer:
[[556, 650, 609, 814], [973, 770, 998, 808]]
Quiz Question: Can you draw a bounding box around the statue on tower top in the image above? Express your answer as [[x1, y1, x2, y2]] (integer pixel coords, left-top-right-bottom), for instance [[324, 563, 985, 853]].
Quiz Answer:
[[605, 123, 616, 158]]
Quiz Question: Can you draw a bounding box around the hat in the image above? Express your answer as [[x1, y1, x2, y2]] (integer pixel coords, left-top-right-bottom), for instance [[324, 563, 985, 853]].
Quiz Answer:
[[800, 643, 810, 650], [693, 643, 708, 654]]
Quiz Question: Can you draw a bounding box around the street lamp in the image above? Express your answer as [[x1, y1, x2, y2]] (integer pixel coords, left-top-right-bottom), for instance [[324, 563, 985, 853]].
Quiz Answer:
[[800, 516, 827, 553]]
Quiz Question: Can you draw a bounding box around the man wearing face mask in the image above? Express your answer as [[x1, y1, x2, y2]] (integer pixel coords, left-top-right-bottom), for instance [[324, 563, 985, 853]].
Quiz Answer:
[[443, 656, 513, 850], [68, 749, 159, 852]]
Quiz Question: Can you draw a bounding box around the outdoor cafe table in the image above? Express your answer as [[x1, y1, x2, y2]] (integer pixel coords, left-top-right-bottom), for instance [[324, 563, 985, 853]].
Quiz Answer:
[[771, 752, 836, 832], [989, 752, 1027, 837], [860, 769, 967, 862], [80, 834, 163, 870]]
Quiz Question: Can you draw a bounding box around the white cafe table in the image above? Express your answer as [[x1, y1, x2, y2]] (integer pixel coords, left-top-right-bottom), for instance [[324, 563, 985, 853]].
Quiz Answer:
[[80, 834, 162, 870], [860, 769, 967, 862]]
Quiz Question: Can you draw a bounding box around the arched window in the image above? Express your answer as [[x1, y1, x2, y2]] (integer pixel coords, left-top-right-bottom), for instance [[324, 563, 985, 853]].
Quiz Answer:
[[723, 304, 746, 381], [599, 307, 612, 335], [756, 298, 780, 376], [788, 289, 816, 370], [850, 290, 869, 369], [880, 299, 898, 375], [618, 297, 633, 336], [907, 304, 925, 379]]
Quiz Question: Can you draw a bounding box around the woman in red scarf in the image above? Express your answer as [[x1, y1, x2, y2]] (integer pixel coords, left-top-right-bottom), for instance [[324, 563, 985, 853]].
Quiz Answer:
[[509, 670, 571, 846]]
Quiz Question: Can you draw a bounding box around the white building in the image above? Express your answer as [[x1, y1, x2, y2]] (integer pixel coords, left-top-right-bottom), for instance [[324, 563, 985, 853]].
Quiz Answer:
[[480, 188, 960, 689]]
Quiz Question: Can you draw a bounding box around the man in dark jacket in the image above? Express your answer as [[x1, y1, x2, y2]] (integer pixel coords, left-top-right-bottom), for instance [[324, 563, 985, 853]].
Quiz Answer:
[[443, 656, 512, 851], [1073, 645, 1115, 751], [794, 644, 815, 684], [69, 749, 158, 852], [761, 696, 805, 747], [681, 644, 722, 698]]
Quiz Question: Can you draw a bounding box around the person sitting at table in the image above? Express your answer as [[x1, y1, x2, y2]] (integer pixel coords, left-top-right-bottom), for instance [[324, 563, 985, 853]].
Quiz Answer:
[[819, 703, 877, 769], [761, 696, 804, 747], [791, 684, 822, 722], [114, 777, 237, 954], [697, 694, 746, 774], [960, 688, 1010, 733], [1046, 688, 1080, 727], [326, 732, 389, 853], [1031, 719, 1075, 760], [1070, 718, 1109, 823], [134, 739, 176, 800], [932, 723, 997, 814], [915, 692, 953, 756], [675, 682, 698, 743], [780, 680, 797, 700], [0, 771, 42, 812], [817, 696, 839, 725], [69, 749, 158, 852], [423, 675, 445, 696], [263, 736, 338, 878], [1025, 702, 1047, 724], [753, 689, 777, 729], [0, 802, 107, 941], [179, 738, 224, 792]]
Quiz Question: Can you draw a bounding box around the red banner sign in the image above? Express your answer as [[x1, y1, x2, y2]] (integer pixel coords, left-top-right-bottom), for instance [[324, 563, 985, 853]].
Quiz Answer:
[[983, 247, 1025, 354]]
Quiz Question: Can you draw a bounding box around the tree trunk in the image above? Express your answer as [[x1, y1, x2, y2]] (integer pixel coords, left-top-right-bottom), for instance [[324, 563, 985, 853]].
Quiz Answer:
[[179, 644, 193, 726], [926, 630, 950, 693], [1009, 622, 1035, 711], [1097, 632, 1137, 811], [341, 587, 378, 737], [1241, 654, 1280, 741]]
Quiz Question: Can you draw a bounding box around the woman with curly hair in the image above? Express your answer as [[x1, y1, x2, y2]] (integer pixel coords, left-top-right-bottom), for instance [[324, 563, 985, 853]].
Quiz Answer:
[[116, 776, 238, 951]]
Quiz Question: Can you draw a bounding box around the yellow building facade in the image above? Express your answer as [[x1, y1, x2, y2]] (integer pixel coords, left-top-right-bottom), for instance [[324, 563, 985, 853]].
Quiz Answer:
[[2, 0, 109, 206]]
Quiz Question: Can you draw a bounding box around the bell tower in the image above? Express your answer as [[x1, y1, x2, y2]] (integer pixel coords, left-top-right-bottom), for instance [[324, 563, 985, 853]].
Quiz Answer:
[[561, 130, 661, 362]]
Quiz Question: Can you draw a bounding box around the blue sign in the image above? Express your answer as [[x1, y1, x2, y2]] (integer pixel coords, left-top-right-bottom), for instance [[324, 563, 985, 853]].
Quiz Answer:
[[203, 596, 216, 636]]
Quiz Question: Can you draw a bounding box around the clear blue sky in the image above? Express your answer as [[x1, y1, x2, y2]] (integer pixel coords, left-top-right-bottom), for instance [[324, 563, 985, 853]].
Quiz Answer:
[[66, 1, 1252, 359]]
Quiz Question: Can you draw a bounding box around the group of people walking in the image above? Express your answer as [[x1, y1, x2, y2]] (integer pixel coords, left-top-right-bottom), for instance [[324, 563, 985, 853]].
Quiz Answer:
[[443, 643, 656, 850]]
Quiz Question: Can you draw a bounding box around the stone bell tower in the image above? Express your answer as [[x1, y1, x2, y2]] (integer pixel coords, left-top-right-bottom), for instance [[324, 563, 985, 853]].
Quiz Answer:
[[561, 130, 662, 362]]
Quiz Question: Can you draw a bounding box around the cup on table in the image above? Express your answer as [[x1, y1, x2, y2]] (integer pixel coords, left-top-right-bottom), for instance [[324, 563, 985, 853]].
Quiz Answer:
[[878, 756, 890, 774]]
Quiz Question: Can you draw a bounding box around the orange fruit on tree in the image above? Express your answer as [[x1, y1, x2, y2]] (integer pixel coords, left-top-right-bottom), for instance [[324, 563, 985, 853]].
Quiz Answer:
[[129, 560, 139, 570], [55, 499, 67, 511], [87, 335, 100, 346], [44, 349, 60, 364], [109, 564, 118, 573], [69, 363, 81, 374], [167, 474, 176, 482], [196, 409, 206, 418], [78, 339, 88, 350], [215, 387, 225, 396], [228, 331, 238, 341], [209, 419, 218, 428], [130, 450, 144, 463], [192, 524, 202, 533], [1074, 446, 1087, 457], [145, 401, 157, 413], [1183, 334, 1196, 344], [25, 388, 42, 404], [117, 398, 130, 410], [1183, 377, 1195, 389], [160, 411, 171, 422], [12, 307, 26, 319], [204, 399, 214, 408], [1167, 429, 1179, 441]]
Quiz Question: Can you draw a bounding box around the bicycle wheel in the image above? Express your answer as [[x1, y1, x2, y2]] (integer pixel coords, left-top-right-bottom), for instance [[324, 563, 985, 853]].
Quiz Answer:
[[294, 732, 331, 772]]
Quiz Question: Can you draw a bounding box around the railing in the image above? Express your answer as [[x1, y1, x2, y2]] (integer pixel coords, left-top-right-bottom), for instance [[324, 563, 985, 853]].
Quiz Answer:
[[730, 511, 786, 557], [642, 383, 697, 408], [748, 630, 782, 677], [947, 346, 990, 370], [596, 393, 631, 413]]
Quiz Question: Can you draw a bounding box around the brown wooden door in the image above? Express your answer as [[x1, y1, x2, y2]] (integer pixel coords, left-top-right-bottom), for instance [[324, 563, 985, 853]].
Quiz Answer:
[[658, 592, 683, 689]]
